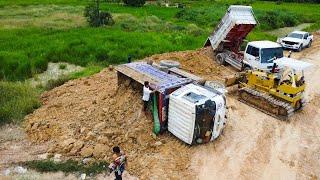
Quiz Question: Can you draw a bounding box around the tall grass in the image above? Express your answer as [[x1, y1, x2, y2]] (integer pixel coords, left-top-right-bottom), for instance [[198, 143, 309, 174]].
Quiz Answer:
[[0, 27, 205, 81], [0, 81, 40, 125]]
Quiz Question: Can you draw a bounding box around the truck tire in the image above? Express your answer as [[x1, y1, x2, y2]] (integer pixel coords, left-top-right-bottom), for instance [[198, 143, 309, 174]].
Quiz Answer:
[[307, 40, 312, 48], [216, 53, 225, 65], [243, 66, 251, 72], [159, 60, 180, 68], [297, 45, 302, 52]]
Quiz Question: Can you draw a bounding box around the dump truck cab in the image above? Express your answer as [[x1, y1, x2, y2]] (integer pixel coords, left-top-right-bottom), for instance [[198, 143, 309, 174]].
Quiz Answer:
[[243, 41, 284, 71], [168, 83, 227, 145]]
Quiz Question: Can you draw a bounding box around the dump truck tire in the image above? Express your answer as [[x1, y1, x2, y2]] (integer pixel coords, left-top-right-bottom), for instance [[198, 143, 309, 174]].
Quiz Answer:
[[216, 53, 225, 65], [160, 60, 180, 68]]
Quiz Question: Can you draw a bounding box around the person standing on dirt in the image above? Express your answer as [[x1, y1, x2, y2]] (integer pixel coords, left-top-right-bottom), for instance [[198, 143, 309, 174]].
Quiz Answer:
[[142, 81, 154, 112], [108, 146, 126, 180]]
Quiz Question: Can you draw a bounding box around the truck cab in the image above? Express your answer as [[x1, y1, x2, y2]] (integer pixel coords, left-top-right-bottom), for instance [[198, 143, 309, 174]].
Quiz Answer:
[[243, 41, 283, 71], [168, 83, 227, 145]]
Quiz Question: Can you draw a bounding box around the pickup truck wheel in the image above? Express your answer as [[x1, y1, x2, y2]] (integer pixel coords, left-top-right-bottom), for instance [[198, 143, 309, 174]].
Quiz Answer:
[[216, 53, 225, 65], [307, 41, 312, 48], [297, 45, 302, 52]]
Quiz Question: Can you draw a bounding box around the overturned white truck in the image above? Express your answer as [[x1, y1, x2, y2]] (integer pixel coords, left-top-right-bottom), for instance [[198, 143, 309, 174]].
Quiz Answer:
[[116, 62, 227, 145]]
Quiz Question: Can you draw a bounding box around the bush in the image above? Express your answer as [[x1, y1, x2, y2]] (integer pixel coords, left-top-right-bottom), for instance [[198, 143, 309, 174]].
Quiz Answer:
[[59, 64, 67, 70], [0, 81, 40, 125], [123, 0, 146, 7], [45, 76, 70, 90], [0, 52, 33, 81], [257, 10, 301, 30], [84, 1, 114, 27]]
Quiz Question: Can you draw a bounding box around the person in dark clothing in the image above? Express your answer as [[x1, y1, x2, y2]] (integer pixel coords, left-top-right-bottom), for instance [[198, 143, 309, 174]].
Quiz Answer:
[[127, 55, 132, 63]]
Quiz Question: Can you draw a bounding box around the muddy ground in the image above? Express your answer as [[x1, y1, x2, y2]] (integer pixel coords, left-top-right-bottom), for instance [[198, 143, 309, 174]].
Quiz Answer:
[[1, 33, 320, 179]]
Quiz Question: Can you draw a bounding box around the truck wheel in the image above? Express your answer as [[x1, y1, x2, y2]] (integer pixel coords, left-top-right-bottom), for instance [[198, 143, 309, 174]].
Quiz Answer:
[[159, 60, 180, 68], [216, 53, 225, 65], [243, 66, 251, 72], [307, 41, 312, 48], [297, 45, 302, 52]]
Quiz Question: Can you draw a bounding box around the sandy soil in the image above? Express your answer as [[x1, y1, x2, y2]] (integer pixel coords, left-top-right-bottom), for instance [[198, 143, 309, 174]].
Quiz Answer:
[[1, 33, 319, 179], [191, 33, 320, 180]]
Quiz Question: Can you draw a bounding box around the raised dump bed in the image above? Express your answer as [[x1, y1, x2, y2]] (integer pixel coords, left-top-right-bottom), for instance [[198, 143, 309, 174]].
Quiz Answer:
[[204, 5, 257, 54]]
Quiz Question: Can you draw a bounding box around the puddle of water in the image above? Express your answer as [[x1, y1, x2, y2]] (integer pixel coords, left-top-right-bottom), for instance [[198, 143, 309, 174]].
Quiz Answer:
[[29, 62, 84, 88], [267, 23, 312, 37]]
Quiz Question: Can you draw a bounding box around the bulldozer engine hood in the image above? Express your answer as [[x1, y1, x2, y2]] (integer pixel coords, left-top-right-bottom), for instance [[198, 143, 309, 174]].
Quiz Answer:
[[274, 57, 314, 71]]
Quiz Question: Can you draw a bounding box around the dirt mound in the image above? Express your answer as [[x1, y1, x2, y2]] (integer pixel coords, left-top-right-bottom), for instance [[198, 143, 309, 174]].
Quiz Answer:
[[146, 47, 236, 81], [24, 47, 236, 178], [24, 69, 194, 178]]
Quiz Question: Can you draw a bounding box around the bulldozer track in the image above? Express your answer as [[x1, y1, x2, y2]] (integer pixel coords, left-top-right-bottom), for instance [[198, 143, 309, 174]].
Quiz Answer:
[[238, 87, 295, 120]]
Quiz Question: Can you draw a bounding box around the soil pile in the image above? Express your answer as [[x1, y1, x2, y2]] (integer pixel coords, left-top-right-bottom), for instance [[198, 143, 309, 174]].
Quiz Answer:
[[25, 69, 193, 178], [146, 47, 236, 81]]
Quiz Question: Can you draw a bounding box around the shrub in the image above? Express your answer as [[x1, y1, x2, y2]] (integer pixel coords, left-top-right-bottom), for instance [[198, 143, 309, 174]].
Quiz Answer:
[[84, 1, 114, 27], [0, 81, 40, 125], [257, 10, 301, 30], [0, 52, 33, 81], [45, 76, 70, 90], [123, 0, 146, 7], [59, 64, 67, 70]]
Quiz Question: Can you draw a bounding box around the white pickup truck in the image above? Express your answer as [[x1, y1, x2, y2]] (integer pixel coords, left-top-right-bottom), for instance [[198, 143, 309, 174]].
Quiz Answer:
[[279, 31, 313, 52]]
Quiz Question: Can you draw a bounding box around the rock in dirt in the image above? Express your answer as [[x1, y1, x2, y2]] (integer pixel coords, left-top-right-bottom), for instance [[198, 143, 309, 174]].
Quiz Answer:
[[53, 154, 62, 162], [93, 144, 108, 158], [80, 146, 94, 158], [13, 166, 27, 174]]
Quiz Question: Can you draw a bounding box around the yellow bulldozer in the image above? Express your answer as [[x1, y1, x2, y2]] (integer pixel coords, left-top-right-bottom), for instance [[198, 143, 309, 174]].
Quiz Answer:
[[226, 60, 312, 119]]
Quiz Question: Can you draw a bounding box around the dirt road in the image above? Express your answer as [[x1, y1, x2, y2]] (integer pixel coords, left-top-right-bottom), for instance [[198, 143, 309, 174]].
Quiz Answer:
[[192, 33, 320, 180]]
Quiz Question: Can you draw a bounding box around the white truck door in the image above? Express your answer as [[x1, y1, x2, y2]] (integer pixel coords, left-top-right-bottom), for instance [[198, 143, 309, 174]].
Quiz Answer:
[[244, 45, 260, 69], [212, 96, 226, 139]]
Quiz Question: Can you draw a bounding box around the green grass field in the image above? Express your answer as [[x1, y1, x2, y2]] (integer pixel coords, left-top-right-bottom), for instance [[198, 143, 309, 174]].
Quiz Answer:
[[1, 0, 320, 125]]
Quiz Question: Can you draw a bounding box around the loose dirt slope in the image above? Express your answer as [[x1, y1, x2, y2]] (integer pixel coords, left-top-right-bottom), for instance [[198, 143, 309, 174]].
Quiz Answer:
[[25, 69, 194, 179]]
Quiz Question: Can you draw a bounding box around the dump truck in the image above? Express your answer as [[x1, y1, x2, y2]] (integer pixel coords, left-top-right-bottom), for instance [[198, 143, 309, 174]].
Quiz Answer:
[[226, 58, 313, 119], [116, 62, 227, 144], [204, 5, 286, 72]]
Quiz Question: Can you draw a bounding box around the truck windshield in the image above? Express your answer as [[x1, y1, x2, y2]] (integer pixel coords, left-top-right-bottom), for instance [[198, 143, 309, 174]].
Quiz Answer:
[[183, 92, 206, 103], [288, 33, 303, 39], [260, 48, 283, 63]]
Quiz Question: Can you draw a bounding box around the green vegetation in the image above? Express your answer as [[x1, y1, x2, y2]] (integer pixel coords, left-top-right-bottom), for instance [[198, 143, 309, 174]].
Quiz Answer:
[[24, 160, 109, 175], [123, 0, 146, 7], [1, 1, 320, 81], [0, 81, 40, 125], [59, 64, 67, 69]]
